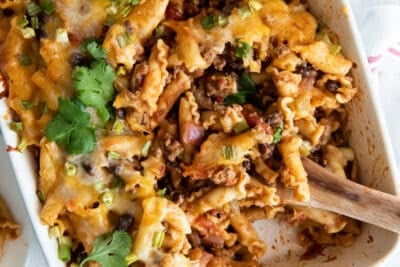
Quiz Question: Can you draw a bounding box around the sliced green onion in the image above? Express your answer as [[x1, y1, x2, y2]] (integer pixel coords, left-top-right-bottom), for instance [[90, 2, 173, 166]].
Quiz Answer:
[[152, 231, 165, 248], [329, 44, 341, 55], [17, 16, 29, 28], [30, 16, 39, 29], [156, 188, 167, 198], [55, 28, 69, 43], [238, 6, 251, 19], [40, 0, 55, 15], [216, 15, 229, 27], [201, 15, 216, 30], [58, 237, 72, 263], [20, 100, 34, 109], [108, 151, 121, 160], [249, 0, 263, 12], [104, 15, 116, 27], [101, 191, 114, 207], [233, 121, 249, 134], [126, 252, 138, 265], [64, 162, 77, 176], [239, 73, 255, 91], [272, 123, 284, 144], [221, 145, 237, 160], [116, 66, 126, 76], [18, 52, 32, 65], [112, 119, 125, 134], [94, 181, 105, 192], [26, 2, 42, 17], [20, 27, 36, 39], [116, 32, 131, 48], [141, 140, 152, 157], [154, 25, 165, 38], [48, 225, 61, 239], [38, 102, 48, 115], [9, 122, 23, 132], [120, 5, 132, 17], [234, 39, 252, 59], [105, 4, 118, 15], [36, 190, 46, 203], [299, 140, 312, 156], [128, 0, 140, 5], [17, 139, 28, 152], [59, 236, 72, 246], [110, 176, 124, 189]]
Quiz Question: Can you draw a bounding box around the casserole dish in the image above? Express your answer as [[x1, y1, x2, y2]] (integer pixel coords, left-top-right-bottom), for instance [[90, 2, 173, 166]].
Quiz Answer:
[[0, 0, 399, 266]]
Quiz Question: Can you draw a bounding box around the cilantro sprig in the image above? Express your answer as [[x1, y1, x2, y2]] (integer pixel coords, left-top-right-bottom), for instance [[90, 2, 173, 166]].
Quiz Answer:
[[73, 40, 115, 123], [80, 231, 131, 267], [45, 98, 96, 155], [81, 39, 107, 60]]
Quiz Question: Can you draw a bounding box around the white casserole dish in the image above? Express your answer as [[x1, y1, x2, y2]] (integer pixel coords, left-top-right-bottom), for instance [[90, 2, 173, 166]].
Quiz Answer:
[[0, 0, 399, 266]]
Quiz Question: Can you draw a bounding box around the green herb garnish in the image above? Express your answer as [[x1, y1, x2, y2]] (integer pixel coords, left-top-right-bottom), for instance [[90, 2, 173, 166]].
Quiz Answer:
[[152, 231, 165, 248], [233, 120, 249, 134], [26, 2, 42, 17], [221, 145, 237, 160], [45, 98, 96, 155], [18, 54, 32, 66], [141, 140, 152, 157], [234, 39, 252, 59], [17, 16, 29, 28], [40, 0, 55, 15], [72, 61, 116, 123], [201, 15, 216, 30], [224, 73, 256, 105], [272, 123, 284, 144], [9, 122, 23, 132], [30, 16, 39, 29], [20, 100, 34, 109], [156, 188, 167, 198], [81, 39, 107, 60], [79, 231, 131, 267]]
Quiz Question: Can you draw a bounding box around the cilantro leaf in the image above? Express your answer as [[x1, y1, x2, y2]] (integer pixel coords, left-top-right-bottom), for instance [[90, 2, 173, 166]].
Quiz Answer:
[[81, 39, 107, 60], [67, 127, 96, 155], [80, 231, 131, 267], [45, 98, 96, 155], [73, 61, 116, 122]]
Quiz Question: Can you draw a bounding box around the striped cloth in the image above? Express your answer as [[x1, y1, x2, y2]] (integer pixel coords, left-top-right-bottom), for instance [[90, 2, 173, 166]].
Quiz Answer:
[[350, 0, 400, 168]]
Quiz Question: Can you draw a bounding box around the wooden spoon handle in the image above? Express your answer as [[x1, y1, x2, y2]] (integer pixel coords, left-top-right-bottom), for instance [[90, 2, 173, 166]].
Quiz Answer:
[[283, 157, 400, 234]]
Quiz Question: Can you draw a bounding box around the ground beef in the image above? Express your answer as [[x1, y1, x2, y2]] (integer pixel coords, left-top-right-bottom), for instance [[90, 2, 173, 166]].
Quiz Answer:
[[258, 143, 275, 160], [264, 111, 283, 128], [204, 72, 238, 99], [296, 64, 319, 90], [210, 166, 237, 186], [193, 86, 214, 110], [212, 56, 227, 71], [166, 0, 184, 20], [164, 139, 184, 162], [130, 62, 149, 90]]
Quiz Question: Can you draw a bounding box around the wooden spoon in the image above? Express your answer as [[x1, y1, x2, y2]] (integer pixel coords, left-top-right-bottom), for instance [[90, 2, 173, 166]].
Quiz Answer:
[[278, 157, 400, 234]]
